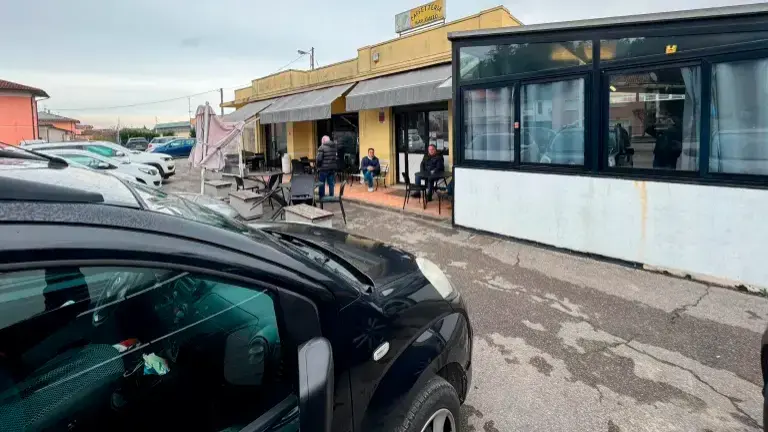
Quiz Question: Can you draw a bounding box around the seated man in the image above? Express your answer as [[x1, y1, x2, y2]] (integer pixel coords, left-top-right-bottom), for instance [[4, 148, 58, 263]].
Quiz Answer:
[[414, 144, 445, 201], [360, 148, 381, 192]]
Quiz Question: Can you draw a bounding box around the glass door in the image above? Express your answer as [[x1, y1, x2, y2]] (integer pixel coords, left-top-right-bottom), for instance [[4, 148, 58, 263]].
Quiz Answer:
[[396, 112, 428, 183]]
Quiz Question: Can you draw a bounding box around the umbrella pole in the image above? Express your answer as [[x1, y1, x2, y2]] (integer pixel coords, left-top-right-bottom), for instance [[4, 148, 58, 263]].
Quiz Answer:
[[200, 102, 211, 195]]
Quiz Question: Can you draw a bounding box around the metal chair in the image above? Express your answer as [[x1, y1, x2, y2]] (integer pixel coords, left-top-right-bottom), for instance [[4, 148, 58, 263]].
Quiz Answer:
[[318, 181, 347, 225], [436, 178, 454, 215], [234, 176, 259, 192], [375, 162, 389, 190], [402, 172, 427, 210], [288, 174, 315, 206]]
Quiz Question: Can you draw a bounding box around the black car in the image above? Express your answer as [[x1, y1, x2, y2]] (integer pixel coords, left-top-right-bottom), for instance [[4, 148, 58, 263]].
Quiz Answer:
[[124, 137, 149, 151], [0, 147, 472, 432]]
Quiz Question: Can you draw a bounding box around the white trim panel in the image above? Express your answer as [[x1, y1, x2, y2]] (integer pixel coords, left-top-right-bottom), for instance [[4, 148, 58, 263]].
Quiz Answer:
[[454, 167, 768, 288]]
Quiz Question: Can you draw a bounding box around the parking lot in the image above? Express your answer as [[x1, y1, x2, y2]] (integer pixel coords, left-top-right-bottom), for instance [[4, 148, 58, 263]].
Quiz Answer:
[[164, 161, 768, 432]]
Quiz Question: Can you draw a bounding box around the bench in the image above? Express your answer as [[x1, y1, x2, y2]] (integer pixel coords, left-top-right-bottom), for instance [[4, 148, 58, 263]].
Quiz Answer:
[[228, 190, 264, 220], [283, 204, 333, 228], [204, 180, 233, 199]]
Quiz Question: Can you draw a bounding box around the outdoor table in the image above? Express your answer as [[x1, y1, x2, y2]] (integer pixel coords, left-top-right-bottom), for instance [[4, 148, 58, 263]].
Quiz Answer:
[[283, 204, 333, 228], [246, 170, 281, 187]]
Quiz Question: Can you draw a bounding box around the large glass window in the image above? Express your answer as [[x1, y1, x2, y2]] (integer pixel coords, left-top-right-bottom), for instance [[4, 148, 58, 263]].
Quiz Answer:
[[606, 66, 701, 171], [710, 57, 768, 175], [521, 78, 586, 165], [463, 86, 515, 162], [0, 266, 290, 431], [460, 41, 593, 81], [601, 32, 768, 61]]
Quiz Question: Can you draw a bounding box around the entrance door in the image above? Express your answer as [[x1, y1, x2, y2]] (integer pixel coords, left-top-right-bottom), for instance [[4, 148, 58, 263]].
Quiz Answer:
[[264, 125, 275, 168], [396, 112, 427, 183]]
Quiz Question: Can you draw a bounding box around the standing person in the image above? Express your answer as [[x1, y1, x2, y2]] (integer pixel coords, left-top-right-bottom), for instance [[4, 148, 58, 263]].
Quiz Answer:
[[414, 144, 445, 202], [360, 148, 380, 192], [316, 135, 338, 199]]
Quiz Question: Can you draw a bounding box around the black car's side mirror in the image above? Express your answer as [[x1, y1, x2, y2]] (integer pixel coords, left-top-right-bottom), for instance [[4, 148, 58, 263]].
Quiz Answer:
[[298, 337, 333, 432]]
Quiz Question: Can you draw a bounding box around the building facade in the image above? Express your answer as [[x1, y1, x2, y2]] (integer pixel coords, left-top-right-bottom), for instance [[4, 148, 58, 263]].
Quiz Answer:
[[37, 111, 80, 141], [0, 79, 48, 145], [222, 6, 521, 185], [155, 121, 191, 137], [449, 4, 768, 288]]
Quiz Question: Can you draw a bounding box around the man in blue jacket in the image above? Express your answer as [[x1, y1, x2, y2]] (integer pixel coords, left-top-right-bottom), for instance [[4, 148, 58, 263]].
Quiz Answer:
[[360, 148, 380, 192]]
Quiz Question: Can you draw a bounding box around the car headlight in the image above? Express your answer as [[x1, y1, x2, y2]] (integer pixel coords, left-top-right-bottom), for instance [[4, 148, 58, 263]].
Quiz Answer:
[[163, 157, 172, 162], [416, 257, 458, 300], [139, 167, 158, 175]]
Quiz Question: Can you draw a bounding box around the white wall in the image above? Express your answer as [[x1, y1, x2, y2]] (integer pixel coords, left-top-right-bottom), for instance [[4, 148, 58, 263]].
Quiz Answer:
[[455, 167, 768, 288]]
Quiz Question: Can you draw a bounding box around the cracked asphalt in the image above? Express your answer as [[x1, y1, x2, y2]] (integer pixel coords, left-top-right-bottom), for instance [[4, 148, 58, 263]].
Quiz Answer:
[[165, 162, 768, 432]]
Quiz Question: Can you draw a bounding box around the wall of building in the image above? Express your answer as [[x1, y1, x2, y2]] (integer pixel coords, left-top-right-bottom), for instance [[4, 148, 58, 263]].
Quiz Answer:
[[39, 126, 71, 142], [0, 93, 36, 144], [454, 167, 768, 288], [47, 121, 76, 134], [359, 108, 396, 184], [226, 6, 520, 108], [287, 121, 315, 159]]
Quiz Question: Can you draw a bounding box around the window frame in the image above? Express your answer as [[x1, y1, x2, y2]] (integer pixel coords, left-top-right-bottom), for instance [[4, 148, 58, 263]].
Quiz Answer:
[[599, 59, 704, 179], [0, 253, 325, 430], [452, 14, 768, 188]]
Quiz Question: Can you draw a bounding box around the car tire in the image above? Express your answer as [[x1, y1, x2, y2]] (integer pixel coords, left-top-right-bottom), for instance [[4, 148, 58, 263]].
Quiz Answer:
[[372, 376, 460, 432]]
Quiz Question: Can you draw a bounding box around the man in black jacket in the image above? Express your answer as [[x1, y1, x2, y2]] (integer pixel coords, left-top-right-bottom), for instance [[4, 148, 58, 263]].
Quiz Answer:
[[316, 135, 338, 199], [414, 144, 445, 201]]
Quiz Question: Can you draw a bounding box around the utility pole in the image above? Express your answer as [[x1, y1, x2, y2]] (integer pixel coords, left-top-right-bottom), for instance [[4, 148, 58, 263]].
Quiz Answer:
[[188, 97, 192, 121], [220, 88, 224, 116], [310, 47, 315, 70]]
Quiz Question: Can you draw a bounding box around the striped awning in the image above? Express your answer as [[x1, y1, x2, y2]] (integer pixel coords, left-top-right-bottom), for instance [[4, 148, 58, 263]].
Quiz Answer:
[[345, 64, 452, 111], [221, 98, 275, 123], [260, 83, 355, 124]]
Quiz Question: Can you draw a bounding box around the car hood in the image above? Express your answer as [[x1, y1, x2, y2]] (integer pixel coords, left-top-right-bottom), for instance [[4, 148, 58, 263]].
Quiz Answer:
[[255, 222, 420, 288], [131, 152, 171, 161]]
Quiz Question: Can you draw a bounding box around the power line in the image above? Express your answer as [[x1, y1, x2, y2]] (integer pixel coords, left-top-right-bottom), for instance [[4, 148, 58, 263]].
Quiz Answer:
[[275, 53, 307, 73], [52, 89, 220, 111]]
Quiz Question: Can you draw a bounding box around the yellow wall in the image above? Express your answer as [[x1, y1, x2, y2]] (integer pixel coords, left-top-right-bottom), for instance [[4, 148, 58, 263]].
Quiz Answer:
[[223, 6, 520, 108], [359, 108, 396, 185], [287, 121, 315, 159]]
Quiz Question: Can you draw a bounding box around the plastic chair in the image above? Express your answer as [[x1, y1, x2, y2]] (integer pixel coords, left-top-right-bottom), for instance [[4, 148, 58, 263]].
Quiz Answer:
[[402, 172, 427, 210], [318, 181, 347, 224], [375, 162, 389, 190], [436, 178, 454, 215]]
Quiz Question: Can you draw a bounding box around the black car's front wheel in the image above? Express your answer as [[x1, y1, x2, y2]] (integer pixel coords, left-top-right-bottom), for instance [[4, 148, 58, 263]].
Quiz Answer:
[[373, 376, 460, 432]]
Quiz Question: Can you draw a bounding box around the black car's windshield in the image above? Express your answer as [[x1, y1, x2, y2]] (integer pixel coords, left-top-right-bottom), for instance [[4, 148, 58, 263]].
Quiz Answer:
[[265, 230, 373, 290]]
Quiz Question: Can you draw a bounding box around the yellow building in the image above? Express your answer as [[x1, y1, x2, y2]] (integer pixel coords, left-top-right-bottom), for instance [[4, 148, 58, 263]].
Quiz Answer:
[[222, 6, 521, 185]]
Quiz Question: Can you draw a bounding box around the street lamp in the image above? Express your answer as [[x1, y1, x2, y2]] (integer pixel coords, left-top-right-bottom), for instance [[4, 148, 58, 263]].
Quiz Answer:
[[298, 48, 315, 70]]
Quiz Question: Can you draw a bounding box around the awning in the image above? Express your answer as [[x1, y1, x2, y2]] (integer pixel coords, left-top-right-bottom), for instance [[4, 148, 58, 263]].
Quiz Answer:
[[346, 64, 452, 111], [221, 98, 275, 123], [260, 83, 355, 124]]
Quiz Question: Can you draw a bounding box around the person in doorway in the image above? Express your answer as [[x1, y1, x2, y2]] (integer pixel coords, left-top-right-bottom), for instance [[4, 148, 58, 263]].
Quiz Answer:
[[414, 144, 445, 202], [316, 135, 338, 199], [360, 148, 381, 192]]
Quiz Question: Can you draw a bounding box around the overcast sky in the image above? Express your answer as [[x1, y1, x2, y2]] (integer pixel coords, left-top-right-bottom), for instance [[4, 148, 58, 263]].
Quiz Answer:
[[0, 0, 760, 128]]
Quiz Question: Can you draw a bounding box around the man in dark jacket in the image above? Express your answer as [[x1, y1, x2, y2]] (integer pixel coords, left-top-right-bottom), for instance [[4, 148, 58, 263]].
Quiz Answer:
[[415, 144, 445, 201], [316, 135, 338, 199], [360, 148, 380, 192]]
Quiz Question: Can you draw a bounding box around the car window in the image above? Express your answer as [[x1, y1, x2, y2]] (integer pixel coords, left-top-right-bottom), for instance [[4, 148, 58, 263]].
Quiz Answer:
[[61, 154, 110, 169], [0, 266, 293, 431], [85, 145, 116, 157]]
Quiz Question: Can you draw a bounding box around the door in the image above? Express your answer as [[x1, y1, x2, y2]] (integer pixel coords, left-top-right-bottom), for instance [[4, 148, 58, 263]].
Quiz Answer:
[[395, 112, 428, 183], [0, 235, 325, 431]]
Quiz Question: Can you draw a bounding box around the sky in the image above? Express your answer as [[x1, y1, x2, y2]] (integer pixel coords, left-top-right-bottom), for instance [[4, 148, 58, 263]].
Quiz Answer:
[[0, 0, 761, 128]]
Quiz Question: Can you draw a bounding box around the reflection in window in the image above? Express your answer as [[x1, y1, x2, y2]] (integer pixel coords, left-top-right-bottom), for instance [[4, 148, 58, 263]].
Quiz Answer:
[[463, 87, 514, 162], [710, 58, 768, 175], [521, 78, 585, 165], [606, 66, 701, 171], [601, 32, 768, 61], [460, 41, 592, 81], [428, 111, 450, 155]]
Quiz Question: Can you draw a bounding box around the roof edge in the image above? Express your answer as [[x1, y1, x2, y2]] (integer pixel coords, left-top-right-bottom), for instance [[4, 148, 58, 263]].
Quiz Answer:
[[449, 3, 768, 40]]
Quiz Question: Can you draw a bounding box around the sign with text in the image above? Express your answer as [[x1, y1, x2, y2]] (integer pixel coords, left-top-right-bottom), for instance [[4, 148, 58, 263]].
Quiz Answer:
[[395, 0, 445, 33]]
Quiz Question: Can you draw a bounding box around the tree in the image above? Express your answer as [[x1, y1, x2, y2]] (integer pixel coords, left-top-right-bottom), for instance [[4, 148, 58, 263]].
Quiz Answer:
[[119, 128, 159, 144], [162, 131, 176, 137], [189, 128, 196, 138]]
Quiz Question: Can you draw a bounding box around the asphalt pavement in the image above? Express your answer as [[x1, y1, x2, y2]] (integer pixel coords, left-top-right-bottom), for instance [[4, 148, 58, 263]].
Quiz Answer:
[[164, 161, 768, 432]]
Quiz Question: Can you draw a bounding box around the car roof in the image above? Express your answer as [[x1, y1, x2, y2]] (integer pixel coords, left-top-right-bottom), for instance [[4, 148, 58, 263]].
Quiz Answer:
[[0, 155, 140, 208], [41, 148, 115, 162]]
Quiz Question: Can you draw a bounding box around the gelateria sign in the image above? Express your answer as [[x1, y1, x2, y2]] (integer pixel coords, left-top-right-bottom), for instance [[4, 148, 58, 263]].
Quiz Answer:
[[395, 0, 446, 33]]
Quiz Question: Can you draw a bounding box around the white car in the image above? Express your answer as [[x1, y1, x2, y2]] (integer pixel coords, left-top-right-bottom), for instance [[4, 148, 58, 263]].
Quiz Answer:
[[25, 141, 176, 179], [39, 149, 163, 188]]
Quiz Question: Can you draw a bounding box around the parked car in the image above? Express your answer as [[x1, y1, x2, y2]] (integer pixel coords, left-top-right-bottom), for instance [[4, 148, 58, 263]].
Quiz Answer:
[[124, 137, 149, 151], [38, 148, 163, 188], [0, 148, 472, 432], [147, 136, 178, 152], [149, 137, 195, 158], [25, 141, 176, 178]]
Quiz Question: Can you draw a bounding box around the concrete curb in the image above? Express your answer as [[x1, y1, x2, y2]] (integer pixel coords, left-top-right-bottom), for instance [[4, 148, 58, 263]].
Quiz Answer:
[[343, 197, 452, 224]]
